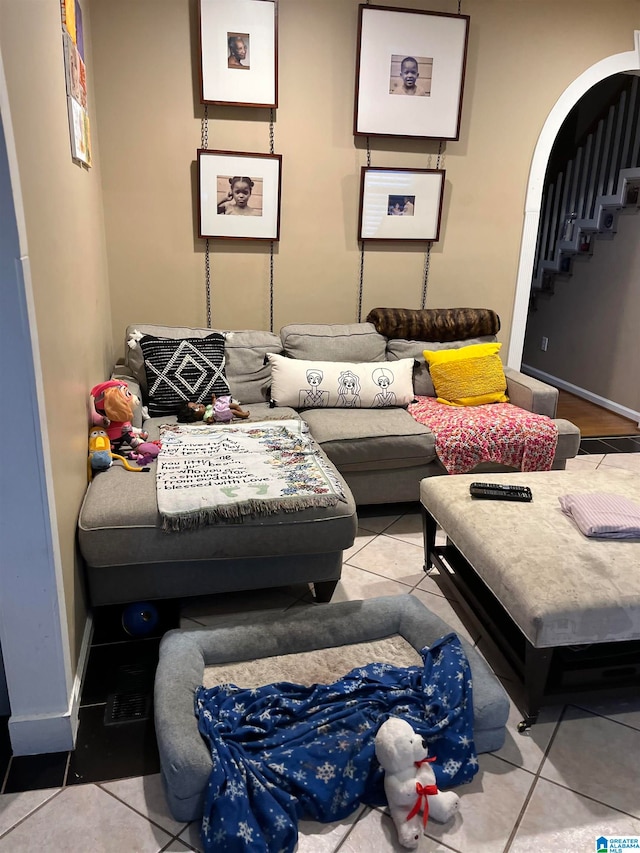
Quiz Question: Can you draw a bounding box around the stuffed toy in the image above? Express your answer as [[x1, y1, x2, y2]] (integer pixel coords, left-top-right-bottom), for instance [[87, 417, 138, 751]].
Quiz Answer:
[[127, 440, 161, 466], [375, 717, 460, 849], [88, 427, 150, 480], [89, 380, 148, 452]]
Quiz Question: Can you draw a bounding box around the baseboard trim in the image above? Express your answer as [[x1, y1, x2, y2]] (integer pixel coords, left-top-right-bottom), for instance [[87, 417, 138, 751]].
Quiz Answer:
[[8, 614, 93, 756], [522, 365, 640, 427], [71, 609, 94, 727]]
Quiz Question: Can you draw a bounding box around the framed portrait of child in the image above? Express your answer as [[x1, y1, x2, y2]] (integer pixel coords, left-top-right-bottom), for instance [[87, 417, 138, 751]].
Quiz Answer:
[[199, 0, 278, 108], [354, 5, 469, 140]]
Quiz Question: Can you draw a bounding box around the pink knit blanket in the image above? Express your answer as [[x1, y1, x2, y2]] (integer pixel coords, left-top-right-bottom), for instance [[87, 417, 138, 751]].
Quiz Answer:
[[408, 397, 558, 474]]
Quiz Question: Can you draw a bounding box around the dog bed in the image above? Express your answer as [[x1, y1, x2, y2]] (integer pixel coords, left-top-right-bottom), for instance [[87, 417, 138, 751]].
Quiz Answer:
[[154, 594, 510, 822]]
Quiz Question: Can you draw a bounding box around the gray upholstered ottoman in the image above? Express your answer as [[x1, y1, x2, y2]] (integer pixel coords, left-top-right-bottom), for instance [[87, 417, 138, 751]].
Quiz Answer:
[[421, 468, 640, 725], [154, 594, 510, 822]]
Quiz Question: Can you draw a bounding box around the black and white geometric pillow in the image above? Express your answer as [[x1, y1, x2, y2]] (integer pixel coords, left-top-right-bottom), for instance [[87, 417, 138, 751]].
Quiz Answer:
[[139, 334, 230, 417]]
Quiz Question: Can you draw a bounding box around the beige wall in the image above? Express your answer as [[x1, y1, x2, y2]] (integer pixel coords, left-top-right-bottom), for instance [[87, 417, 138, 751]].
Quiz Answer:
[[90, 0, 640, 365], [523, 211, 640, 413], [0, 0, 637, 700], [0, 0, 112, 665]]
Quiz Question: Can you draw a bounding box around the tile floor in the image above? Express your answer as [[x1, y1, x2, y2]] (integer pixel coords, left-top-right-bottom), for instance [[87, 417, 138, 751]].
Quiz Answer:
[[0, 447, 639, 852]]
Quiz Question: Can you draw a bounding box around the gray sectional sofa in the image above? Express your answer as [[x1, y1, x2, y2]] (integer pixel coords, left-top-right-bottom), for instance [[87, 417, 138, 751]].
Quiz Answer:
[[77, 314, 580, 607]]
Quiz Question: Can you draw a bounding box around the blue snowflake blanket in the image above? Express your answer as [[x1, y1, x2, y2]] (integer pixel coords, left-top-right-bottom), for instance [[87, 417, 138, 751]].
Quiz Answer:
[[195, 633, 478, 852]]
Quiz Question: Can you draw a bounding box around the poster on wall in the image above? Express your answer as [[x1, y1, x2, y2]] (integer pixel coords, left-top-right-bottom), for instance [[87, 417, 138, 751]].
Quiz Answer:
[[198, 149, 282, 240], [60, 0, 76, 42], [199, 0, 278, 108], [358, 167, 445, 242], [66, 96, 92, 167], [63, 32, 87, 108], [354, 5, 469, 140], [75, 0, 85, 59], [61, 4, 92, 167]]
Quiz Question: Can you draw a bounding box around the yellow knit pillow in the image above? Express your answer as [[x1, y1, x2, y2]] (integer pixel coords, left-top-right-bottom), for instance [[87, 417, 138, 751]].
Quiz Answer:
[[423, 342, 509, 406]]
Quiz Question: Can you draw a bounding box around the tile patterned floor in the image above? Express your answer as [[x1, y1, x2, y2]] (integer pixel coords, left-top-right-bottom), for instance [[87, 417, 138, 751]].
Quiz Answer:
[[0, 448, 639, 851]]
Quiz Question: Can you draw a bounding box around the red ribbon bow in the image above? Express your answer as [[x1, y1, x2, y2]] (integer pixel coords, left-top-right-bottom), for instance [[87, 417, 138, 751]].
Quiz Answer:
[[407, 781, 439, 827], [407, 759, 438, 828]]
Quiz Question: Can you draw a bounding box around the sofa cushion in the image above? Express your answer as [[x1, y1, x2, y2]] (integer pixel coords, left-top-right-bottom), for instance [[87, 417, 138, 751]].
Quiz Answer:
[[79, 463, 356, 569], [300, 408, 435, 472], [78, 404, 356, 570], [222, 329, 283, 403], [267, 354, 415, 409], [386, 336, 497, 396], [138, 333, 230, 417], [280, 323, 387, 362], [423, 342, 508, 407]]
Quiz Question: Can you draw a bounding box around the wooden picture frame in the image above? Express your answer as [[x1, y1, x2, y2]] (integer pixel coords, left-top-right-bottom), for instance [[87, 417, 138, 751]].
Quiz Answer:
[[354, 5, 469, 140], [358, 167, 445, 242], [198, 149, 282, 241], [199, 0, 278, 108]]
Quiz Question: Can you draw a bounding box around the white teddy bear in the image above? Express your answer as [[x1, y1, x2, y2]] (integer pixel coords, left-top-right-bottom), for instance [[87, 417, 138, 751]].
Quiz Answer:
[[375, 717, 460, 849]]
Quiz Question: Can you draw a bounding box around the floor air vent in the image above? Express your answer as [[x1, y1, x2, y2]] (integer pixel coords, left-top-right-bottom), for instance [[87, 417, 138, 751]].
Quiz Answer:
[[104, 691, 152, 725]]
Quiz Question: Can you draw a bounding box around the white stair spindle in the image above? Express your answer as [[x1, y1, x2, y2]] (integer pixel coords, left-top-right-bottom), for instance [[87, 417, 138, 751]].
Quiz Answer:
[[548, 175, 564, 262], [595, 106, 615, 202], [567, 147, 583, 227], [606, 93, 626, 195], [618, 77, 638, 170], [585, 119, 605, 220], [576, 134, 593, 222], [559, 159, 574, 243]]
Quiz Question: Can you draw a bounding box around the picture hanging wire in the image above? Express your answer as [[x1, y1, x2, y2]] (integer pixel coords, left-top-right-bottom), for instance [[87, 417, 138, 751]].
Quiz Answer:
[[357, 0, 372, 323], [421, 139, 443, 309], [421, 0, 459, 307], [201, 105, 212, 328], [357, 136, 371, 323], [269, 108, 275, 333], [200, 0, 459, 326], [200, 106, 276, 331]]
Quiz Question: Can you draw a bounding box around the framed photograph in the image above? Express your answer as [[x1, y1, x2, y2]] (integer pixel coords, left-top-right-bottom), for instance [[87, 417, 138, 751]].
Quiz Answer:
[[199, 0, 278, 108], [358, 167, 445, 242], [198, 149, 282, 241], [354, 5, 469, 140]]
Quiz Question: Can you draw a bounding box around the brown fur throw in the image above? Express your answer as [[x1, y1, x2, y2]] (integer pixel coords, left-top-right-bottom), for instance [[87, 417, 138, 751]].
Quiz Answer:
[[366, 307, 500, 342]]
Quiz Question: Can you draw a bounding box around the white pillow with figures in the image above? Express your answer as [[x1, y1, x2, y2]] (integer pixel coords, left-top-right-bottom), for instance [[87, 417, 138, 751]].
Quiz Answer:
[[266, 354, 415, 409]]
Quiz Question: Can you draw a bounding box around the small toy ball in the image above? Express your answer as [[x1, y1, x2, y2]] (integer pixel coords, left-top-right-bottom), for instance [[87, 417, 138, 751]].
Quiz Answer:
[[121, 601, 159, 637]]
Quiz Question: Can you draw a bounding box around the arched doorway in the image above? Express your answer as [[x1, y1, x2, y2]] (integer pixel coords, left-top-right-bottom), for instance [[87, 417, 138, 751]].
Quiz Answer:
[[507, 31, 640, 370]]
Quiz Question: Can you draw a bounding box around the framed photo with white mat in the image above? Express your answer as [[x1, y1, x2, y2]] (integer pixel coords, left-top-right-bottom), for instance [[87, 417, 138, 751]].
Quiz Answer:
[[354, 4, 469, 140], [358, 167, 445, 242], [198, 149, 282, 241], [199, 0, 278, 107]]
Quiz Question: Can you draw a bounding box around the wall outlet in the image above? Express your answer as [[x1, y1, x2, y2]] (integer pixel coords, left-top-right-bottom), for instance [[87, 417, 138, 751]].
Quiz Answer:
[[540, 336, 549, 352]]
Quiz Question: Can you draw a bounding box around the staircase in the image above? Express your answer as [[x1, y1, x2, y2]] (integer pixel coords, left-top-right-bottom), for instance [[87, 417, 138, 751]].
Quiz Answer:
[[531, 74, 640, 303]]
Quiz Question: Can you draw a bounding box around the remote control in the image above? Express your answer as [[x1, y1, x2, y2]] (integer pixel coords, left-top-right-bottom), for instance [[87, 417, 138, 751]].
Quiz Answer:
[[469, 482, 532, 502]]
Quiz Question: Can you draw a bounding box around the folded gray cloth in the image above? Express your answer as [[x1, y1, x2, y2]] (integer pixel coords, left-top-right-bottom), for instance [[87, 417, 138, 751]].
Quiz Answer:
[[559, 492, 640, 539]]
